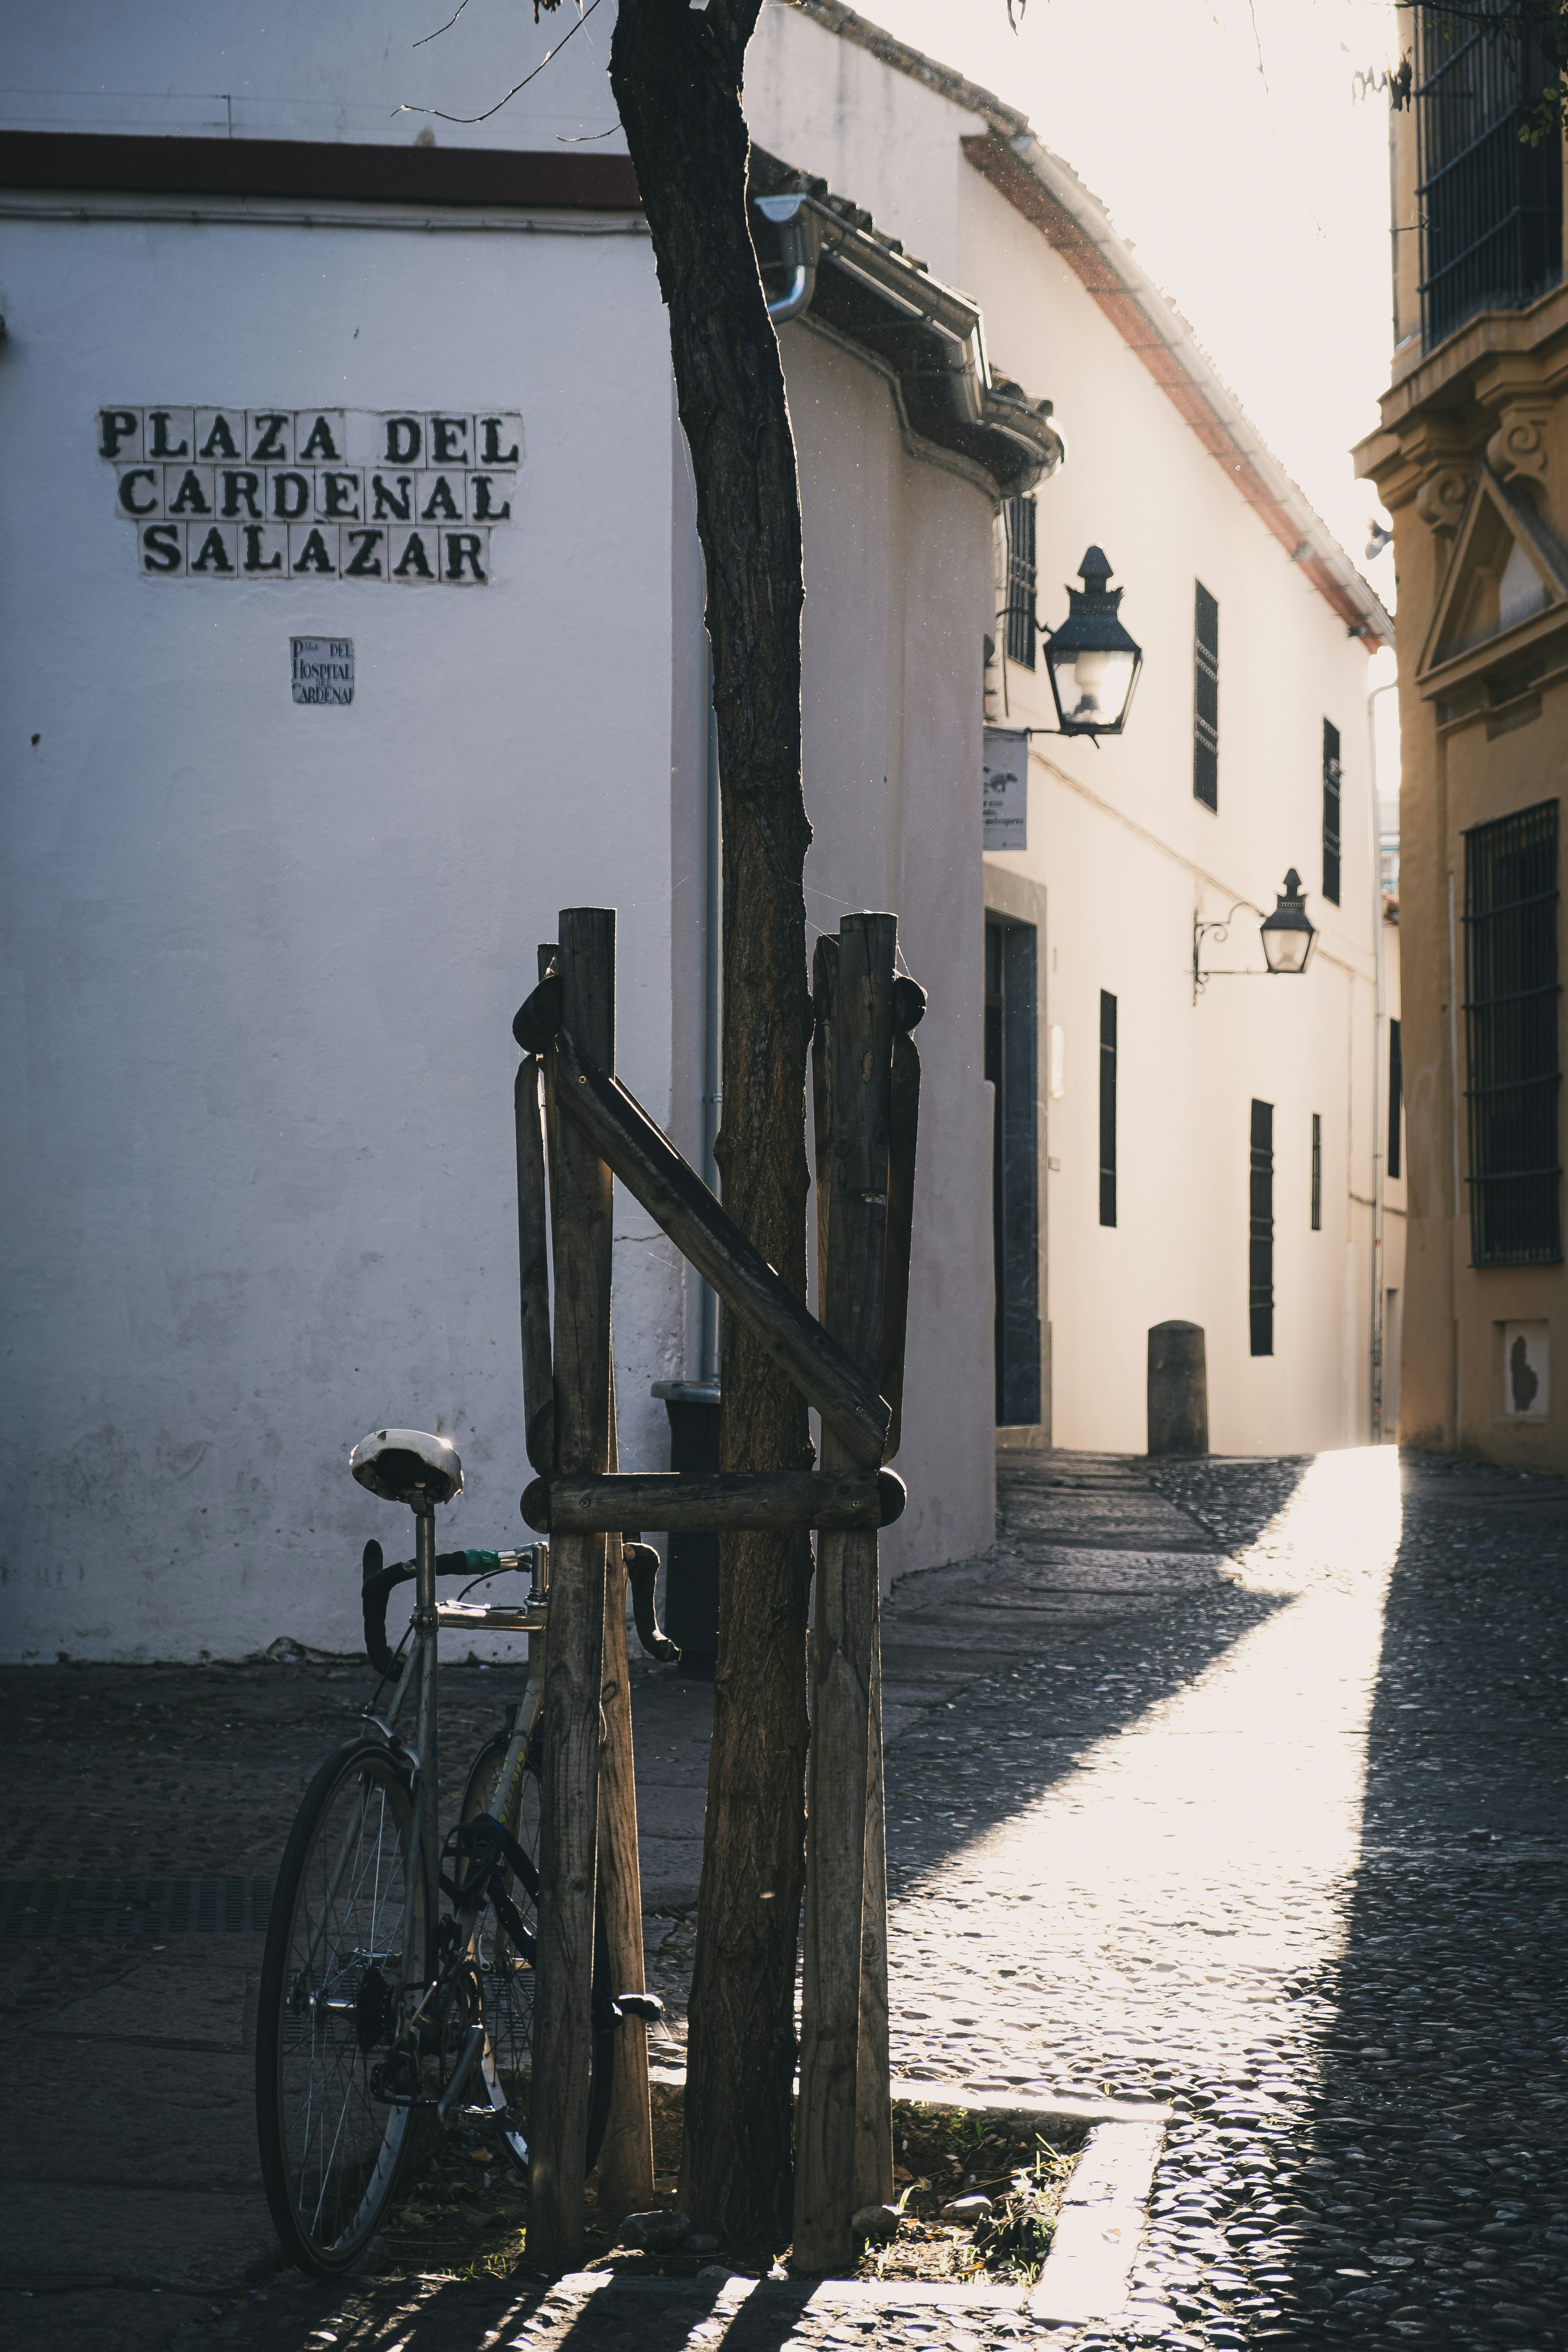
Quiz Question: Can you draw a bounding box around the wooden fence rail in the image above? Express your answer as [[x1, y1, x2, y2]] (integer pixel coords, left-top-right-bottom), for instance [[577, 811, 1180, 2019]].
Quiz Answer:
[[521, 1466, 906, 1534]]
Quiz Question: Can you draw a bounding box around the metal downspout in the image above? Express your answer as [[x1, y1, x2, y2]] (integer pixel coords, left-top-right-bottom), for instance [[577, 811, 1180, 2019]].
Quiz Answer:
[[1368, 679, 1398, 1441], [700, 641, 722, 1385]]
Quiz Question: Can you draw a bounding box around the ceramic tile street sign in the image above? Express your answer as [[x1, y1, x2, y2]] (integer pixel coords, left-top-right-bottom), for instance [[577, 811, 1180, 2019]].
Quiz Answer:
[[99, 408, 521, 583], [292, 637, 354, 705]]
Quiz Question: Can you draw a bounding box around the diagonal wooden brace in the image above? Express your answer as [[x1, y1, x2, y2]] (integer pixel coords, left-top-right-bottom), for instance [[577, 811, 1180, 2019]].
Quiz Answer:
[[550, 1024, 891, 1469]]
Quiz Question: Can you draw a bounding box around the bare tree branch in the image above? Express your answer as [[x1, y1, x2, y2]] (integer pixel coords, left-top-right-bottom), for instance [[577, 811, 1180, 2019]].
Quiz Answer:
[[396, 0, 603, 124]]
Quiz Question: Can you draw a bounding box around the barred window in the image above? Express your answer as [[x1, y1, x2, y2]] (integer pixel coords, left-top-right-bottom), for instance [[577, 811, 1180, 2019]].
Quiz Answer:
[[1416, 4, 1563, 354], [1250, 1099, 1274, 1356], [1462, 799, 1561, 1266], [1004, 497, 1037, 669], [1322, 719, 1342, 906], [1194, 582, 1218, 810], [1311, 1111, 1323, 1232], [1388, 1019, 1403, 1182]]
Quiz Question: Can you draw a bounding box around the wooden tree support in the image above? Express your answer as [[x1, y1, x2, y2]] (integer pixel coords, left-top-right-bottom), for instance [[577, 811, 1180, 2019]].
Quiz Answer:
[[528, 910, 616, 2273], [512, 996, 890, 1469], [521, 1466, 906, 1535], [595, 1361, 656, 2218], [515, 905, 921, 2276]]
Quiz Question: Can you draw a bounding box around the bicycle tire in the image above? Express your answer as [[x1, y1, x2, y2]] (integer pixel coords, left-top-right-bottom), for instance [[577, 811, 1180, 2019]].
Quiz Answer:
[[458, 1730, 615, 2178], [256, 1739, 423, 2273]]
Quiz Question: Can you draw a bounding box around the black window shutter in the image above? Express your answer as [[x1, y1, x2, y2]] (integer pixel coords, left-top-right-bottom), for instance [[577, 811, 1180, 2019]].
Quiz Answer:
[[1004, 497, 1037, 670], [1323, 719, 1342, 905], [1250, 1098, 1274, 1355], [1388, 1018, 1402, 1182], [1099, 991, 1117, 1228], [1193, 582, 1219, 809], [1311, 1111, 1322, 1232]]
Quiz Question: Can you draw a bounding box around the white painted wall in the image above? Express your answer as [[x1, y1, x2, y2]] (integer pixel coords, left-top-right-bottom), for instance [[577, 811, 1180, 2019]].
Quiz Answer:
[[2, 0, 1005, 1657], [754, 1, 1385, 1458], [1, 0, 626, 150], [0, 207, 679, 1661], [786, 327, 996, 1577]]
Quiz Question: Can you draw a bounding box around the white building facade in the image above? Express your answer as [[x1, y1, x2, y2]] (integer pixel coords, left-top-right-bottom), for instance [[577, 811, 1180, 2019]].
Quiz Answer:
[[749, 1, 1400, 1458], [1, 3, 1064, 1659]]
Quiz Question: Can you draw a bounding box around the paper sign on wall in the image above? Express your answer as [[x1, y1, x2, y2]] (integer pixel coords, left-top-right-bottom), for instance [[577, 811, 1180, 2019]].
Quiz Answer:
[[983, 727, 1029, 851], [98, 408, 522, 584]]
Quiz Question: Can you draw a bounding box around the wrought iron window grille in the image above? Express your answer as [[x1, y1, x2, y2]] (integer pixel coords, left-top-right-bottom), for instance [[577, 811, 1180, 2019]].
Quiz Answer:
[[1461, 797, 1562, 1266], [1003, 496, 1038, 670], [1322, 719, 1343, 907], [1415, 4, 1564, 353], [1194, 581, 1219, 810]]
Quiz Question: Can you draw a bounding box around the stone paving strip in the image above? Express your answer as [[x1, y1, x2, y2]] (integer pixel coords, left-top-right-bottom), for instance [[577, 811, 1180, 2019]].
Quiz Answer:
[[4, 1447, 1567, 2351]]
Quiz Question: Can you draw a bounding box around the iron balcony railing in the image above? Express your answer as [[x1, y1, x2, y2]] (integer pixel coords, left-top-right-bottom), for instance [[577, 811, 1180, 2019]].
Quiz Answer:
[[1416, 3, 1563, 352]]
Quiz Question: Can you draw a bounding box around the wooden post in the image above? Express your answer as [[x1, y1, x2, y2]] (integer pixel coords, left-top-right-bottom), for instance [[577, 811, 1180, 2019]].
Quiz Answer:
[[854, 1617, 892, 2210], [794, 913, 896, 2271], [515, 1054, 556, 1476], [529, 908, 616, 2272], [858, 1009, 921, 2205], [595, 1355, 656, 2218]]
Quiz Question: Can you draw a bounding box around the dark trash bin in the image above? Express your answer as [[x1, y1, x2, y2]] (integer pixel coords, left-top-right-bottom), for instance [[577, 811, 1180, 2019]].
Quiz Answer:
[[652, 1380, 721, 1675]]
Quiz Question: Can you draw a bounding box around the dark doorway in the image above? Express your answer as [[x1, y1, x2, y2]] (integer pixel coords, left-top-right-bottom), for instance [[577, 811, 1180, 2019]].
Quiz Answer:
[[985, 915, 1041, 1425]]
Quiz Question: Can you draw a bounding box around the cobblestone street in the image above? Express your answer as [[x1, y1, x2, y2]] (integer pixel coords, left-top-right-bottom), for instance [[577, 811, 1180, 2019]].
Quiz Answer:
[[4, 1448, 1566, 2350]]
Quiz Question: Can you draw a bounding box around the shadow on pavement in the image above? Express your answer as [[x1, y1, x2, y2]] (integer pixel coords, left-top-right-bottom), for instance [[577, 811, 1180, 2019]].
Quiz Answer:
[[1279, 1454, 1568, 2346]]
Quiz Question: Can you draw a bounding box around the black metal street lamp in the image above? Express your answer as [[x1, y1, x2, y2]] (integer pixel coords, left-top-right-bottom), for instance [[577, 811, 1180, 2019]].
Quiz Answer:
[[1042, 546, 1143, 738], [1193, 870, 1318, 1001], [1258, 868, 1317, 976]]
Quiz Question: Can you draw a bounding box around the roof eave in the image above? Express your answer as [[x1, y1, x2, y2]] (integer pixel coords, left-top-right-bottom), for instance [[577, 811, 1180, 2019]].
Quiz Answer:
[[965, 130, 1392, 651]]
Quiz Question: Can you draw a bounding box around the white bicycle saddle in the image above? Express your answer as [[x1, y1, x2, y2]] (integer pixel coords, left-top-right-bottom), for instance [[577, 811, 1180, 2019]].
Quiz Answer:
[[350, 1427, 463, 1508]]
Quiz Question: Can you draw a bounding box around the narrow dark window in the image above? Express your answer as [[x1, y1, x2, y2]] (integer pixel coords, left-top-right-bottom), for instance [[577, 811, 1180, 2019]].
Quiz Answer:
[[1250, 1099, 1274, 1356], [1322, 719, 1342, 906], [1099, 991, 1117, 1228], [1311, 1112, 1323, 1232], [1415, 7, 1564, 354], [1003, 497, 1037, 669], [1462, 798, 1562, 1265], [985, 916, 1042, 1425], [1388, 1018, 1403, 1181], [1193, 582, 1219, 809]]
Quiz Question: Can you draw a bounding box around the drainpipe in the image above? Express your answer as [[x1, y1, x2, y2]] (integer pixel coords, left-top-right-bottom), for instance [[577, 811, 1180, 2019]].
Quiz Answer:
[[755, 193, 819, 323], [1368, 678, 1399, 1442], [700, 641, 722, 1384]]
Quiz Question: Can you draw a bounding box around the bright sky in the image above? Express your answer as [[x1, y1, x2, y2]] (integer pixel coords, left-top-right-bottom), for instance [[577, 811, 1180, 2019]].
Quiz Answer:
[[866, 0, 1404, 594]]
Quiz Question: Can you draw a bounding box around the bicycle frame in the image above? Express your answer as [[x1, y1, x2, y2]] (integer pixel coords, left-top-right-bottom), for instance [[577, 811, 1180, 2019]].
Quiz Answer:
[[365, 1524, 550, 1989]]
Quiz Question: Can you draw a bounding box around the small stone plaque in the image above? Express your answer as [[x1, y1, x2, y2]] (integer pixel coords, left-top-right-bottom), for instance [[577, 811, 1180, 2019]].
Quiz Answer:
[[292, 636, 354, 705]]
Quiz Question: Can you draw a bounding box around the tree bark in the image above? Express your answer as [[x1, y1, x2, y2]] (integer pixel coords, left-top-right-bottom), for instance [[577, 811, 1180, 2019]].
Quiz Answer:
[[610, 0, 813, 2254]]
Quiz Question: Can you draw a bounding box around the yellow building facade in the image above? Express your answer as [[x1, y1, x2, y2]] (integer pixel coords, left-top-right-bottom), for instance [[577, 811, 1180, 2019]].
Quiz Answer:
[[1356, 30, 1568, 1463]]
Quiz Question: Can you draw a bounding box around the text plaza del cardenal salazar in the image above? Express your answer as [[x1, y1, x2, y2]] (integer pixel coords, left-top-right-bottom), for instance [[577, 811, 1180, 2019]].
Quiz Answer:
[[98, 408, 523, 585]]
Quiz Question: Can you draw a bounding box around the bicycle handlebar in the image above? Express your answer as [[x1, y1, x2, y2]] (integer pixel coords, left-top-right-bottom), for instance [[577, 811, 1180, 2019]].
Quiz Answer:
[[360, 1541, 503, 1680], [361, 1537, 681, 1678]]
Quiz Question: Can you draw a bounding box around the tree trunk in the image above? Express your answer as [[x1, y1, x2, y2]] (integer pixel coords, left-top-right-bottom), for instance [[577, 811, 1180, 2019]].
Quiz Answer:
[[610, 0, 813, 2254]]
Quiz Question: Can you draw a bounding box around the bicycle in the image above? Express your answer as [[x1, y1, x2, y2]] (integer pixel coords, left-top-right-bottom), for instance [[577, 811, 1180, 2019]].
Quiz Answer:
[[254, 1423, 674, 2274]]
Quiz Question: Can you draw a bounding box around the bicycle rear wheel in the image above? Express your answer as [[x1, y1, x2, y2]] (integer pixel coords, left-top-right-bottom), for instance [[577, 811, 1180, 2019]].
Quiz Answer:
[[458, 1730, 615, 2178], [256, 1739, 422, 2273]]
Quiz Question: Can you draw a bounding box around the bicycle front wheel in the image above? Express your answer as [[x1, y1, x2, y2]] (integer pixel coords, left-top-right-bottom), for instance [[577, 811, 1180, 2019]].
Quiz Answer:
[[458, 1731, 615, 2178], [256, 1740, 422, 2273]]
